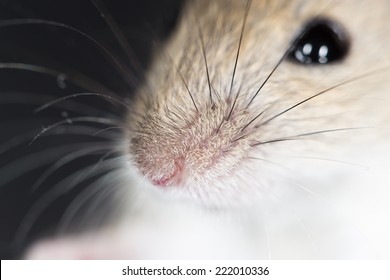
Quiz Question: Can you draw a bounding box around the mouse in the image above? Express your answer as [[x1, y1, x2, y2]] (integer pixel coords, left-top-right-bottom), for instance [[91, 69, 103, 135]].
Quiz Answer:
[[12, 0, 390, 259]]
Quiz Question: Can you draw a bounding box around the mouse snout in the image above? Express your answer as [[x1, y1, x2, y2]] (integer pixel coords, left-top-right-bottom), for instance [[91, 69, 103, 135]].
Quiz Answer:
[[150, 157, 185, 187]]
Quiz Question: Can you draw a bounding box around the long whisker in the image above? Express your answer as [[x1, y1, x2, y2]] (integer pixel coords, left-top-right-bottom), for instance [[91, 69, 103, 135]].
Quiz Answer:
[[0, 129, 40, 156], [13, 157, 122, 246], [227, 0, 252, 120], [92, 126, 125, 136], [240, 109, 266, 133], [30, 144, 113, 192], [263, 219, 272, 259], [90, 0, 145, 77], [34, 92, 131, 114], [244, 14, 339, 109], [259, 66, 390, 127], [264, 192, 318, 257], [252, 126, 389, 147], [0, 144, 95, 189], [166, 52, 199, 112], [0, 91, 115, 117], [29, 116, 121, 145], [245, 44, 292, 109], [284, 177, 328, 203], [0, 125, 119, 162], [196, 17, 213, 105], [248, 156, 292, 171], [58, 167, 124, 234], [0, 63, 116, 96], [57, 173, 113, 234], [252, 166, 324, 255], [65, 153, 125, 200], [0, 18, 135, 89], [289, 155, 368, 169], [288, 126, 384, 138], [252, 125, 390, 149]]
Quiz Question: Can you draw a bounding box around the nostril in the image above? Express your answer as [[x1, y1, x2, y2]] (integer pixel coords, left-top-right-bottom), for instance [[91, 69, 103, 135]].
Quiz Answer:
[[151, 157, 184, 187], [152, 173, 176, 186]]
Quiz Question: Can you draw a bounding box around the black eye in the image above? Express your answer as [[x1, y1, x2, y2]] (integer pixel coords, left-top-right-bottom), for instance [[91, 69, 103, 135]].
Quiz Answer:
[[288, 18, 350, 64]]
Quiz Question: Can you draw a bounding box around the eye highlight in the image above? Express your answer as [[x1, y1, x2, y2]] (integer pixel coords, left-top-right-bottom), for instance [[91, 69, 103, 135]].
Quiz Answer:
[[288, 18, 350, 64]]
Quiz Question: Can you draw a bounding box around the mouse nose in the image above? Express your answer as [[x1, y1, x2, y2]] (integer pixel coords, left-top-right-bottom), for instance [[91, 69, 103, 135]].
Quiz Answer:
[[151, 157, 185, 187]]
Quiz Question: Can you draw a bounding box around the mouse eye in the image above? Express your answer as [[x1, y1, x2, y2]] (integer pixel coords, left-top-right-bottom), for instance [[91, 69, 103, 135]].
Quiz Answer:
[[288, 18, 350, 64]]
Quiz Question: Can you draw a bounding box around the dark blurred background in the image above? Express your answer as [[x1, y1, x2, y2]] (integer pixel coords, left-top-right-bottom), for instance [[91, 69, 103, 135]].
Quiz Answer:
[[0, 0, 183, 259]]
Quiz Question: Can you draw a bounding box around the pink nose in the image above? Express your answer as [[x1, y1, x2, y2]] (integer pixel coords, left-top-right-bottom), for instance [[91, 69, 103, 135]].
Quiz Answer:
[[151, 158, 184, 187]]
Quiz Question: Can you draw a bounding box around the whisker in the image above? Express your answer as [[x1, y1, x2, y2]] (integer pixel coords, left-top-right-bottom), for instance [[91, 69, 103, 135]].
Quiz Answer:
[[57, 170, 117, 234], [245, 44, 292, 109], [90, 150, 121, 173], [244, 13, 346, 109], [34, 92, 132, 114], [211, 83, 222, 103], [58, 163, 129, 234], [248, 156, 292, 171], [259, 66, 390, 127], [195, 17, 213, 105], [0, 124, 120, 159], [240, 109, 267, 133], [90, 0, 145, 78], [66, 153, 126, 200], [0, 129, 41, 156], [13, 157, 124, 246], [290, 126, 390, 138], [166, 51, 199, 112], [264, 219, 272, 259], [30, 144, 114, 193], [0, 92, 114, 117], [83, 178, 130, 231], [227, 0, 252, 119], [0, 144, 96, 189], [0, 62, 115, 96], [264, 192, 318, 257], [29, 116, 121, 145], [92, 126, 125, 136], [253, 167, 323, 256], [248, 156, 324, 201], [253, 138, 296, 146], [0, 18, 136, 89], [256, 209, 272, 259], [253, 126, 390, 146], [289, 155, 369, 169], [283, 176, 328, 203]]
